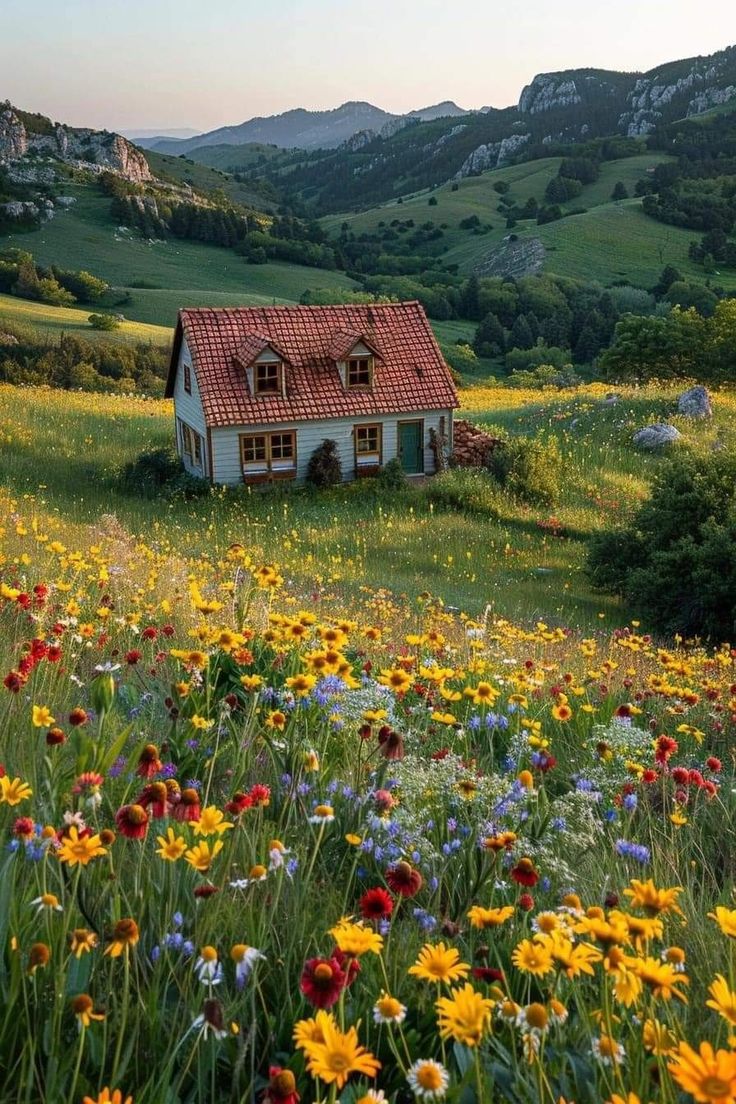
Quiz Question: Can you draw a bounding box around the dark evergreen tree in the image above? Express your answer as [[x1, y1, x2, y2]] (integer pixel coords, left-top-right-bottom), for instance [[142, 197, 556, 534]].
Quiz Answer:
[[508, 313, 535, 350], [472, 312, 506, 358]]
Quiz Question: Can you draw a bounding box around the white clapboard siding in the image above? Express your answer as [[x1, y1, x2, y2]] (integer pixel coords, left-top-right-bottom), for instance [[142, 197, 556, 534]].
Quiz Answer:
[[209, 409, 453, 486], [173, 339, 209, 478]]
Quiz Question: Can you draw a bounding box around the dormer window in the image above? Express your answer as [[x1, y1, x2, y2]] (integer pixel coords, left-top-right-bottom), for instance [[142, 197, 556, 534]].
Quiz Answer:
[[347, 356, 373, 388], [255, 361, 282, 395]]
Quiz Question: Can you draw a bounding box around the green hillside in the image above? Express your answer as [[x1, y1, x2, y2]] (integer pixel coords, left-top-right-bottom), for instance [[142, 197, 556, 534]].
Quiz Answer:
[[320, 150, 735, 289], [2, 184, 357, 329], [0, 293, 171, 345], [180, 142, 284, 172], [143, 148, 275, 210]]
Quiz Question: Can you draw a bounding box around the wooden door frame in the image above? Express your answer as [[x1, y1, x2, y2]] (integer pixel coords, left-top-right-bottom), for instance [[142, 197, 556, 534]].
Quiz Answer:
[[397, 418, 425, 474]]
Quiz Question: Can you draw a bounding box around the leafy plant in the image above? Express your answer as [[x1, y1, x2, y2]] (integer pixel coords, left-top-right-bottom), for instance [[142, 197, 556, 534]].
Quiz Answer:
[[306, 439, 342, 488], [488, 435, 562, 506]]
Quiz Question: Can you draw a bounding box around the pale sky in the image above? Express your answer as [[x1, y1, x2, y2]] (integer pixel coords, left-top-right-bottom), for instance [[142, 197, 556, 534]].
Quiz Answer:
[[3, 0, 734, 132]]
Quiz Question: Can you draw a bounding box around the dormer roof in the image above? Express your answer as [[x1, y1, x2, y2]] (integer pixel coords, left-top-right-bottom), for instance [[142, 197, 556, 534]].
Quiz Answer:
[[166, 301, 458, 427], [327, 328, 383, 362], [233, 333, 289, 370]]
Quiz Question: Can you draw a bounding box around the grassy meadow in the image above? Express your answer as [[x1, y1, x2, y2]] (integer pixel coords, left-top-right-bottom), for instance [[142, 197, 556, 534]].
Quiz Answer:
[[2, 380, 735, 629], [0, 374, 735, 1103], [0, 293, 171, 347]]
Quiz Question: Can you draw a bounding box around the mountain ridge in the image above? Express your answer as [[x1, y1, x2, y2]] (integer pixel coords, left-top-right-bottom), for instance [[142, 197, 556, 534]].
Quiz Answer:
[[149, 99, 470, 154]]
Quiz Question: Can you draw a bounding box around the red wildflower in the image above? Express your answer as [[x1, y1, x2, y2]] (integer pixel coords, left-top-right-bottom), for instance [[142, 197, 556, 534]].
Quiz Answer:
[[299, 956, 347, 1009], [172, 787, 201, 822], [688, 769, 704, 788], [655, 735, 678, 764], [706, 757, 722, 772], [472, 966, 504, 983], [225, 791, 253, 815], [263, 1067, 300, 1104], [46, 645, 62, 663], [137, 781, 170, 818], [331, 946, 361, 986], [518, 893, 535, 911], [702, 780, 718, 797], [536, 752, 557, 772], [641, 769, 659, 784], [72, 772, 104, 794], [126, 650, 142, 666], [46, 727, 66, 746], [511, 857, 539, 887], [3, 671, 23, 693], [249, 784, 271, 808], [194, 884, 219, 899], [136, 744, 162, 778], [359, 887, 394, 922], [68, 708, 88, 727], [378, 727, 405, 760], [115, 803, 149, 840], [13, 817, 35, 838], [373, 788, 397, 814], [386, 860, 423, 898], [141, 626, 157, 641]]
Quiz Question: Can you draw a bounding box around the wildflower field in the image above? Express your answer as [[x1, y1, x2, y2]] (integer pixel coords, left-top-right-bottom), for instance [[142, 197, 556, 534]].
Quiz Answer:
[[1, 381, 736, 1104]]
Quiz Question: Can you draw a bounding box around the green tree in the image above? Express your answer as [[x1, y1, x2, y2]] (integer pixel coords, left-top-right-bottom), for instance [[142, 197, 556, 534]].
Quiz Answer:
[[509, 313, 535, 350], [611, 181, 629, 200], [587, 453, 736, 638], [665, 281, 719, 318], [599, 308, 706, 380], [473, 312, 506, 358]]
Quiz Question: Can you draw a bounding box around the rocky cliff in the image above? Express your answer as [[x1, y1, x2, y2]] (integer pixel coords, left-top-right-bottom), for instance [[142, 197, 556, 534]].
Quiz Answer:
[[0, 104, 152, 182]]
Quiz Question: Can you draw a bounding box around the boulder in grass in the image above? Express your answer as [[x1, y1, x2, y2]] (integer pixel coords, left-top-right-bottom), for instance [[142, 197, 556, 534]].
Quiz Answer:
[[677, 385, 712, 418], [633, 423, 682, 450]]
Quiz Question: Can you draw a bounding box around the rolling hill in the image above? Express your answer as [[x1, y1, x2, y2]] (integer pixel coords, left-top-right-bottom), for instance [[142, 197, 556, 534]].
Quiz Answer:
[[321, 149, 736, 289], [1, 184, 356, 329]]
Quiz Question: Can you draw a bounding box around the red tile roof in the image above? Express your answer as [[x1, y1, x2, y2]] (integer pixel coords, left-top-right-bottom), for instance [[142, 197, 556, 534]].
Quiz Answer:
[[165, 302, 458, 428]]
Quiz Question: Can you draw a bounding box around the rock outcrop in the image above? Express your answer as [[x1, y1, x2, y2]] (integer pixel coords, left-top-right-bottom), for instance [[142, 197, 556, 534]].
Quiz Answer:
[[0, 110, 27, 160], [474, 236, 546, 279], [633, 424, 682, 450], [0, 106, 152, 183], [677, 385, 712, 418], [454, 132, 529, 179], [618, 52, 736, 136], [519, 76, 582, 114]]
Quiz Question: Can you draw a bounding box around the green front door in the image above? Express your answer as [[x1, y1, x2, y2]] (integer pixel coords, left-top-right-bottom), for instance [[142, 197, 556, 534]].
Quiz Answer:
[[398, 420, 424, 474]]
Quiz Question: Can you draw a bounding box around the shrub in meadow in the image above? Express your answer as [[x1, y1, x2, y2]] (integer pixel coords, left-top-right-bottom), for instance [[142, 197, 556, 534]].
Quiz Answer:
[[306, 439, 342, 488], [488, 435, 562, 506]]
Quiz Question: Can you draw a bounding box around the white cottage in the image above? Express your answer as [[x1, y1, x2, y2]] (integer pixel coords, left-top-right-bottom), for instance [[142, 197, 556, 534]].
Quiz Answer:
[[165, 301, 459, 485]]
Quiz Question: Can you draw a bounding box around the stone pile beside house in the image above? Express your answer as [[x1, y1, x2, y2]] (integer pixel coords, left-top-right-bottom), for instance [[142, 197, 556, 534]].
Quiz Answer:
[[450, 419, 503, 467]]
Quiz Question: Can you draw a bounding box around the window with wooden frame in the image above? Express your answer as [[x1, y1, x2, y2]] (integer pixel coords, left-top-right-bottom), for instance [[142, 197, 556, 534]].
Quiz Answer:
[[254, 361, 282, 395], [354, 423, 382, 469], [183, 361, 192, 394], [240, 430, 296, 478], [346, 356, 373, 388], [179, 420, 203, 469]]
